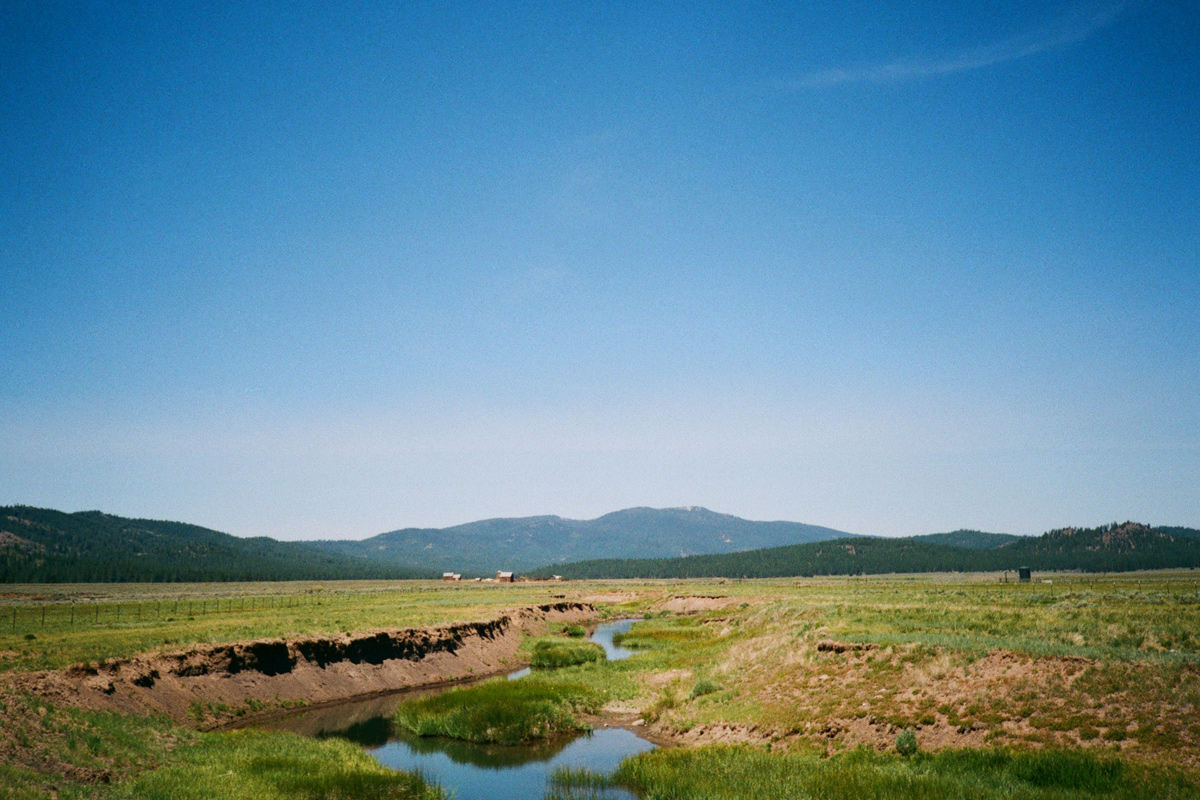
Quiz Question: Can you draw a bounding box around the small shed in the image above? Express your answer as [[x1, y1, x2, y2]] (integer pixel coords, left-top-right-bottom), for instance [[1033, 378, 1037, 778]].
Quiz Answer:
[[1018, 566, 1031, 583], [442, 572, 461, 581], [496, 571, 514, 583]]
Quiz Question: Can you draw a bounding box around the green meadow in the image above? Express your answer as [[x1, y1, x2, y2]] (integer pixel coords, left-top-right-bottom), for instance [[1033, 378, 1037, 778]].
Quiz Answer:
[[1, 572, 1199, 799], [549, 745, 1198, 800]]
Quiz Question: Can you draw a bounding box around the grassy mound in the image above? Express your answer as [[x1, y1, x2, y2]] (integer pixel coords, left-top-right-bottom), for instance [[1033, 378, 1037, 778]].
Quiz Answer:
[[393, 677, 602, 745], [115, 729, 443, 800], [530, 638, 606, 669], [573, 744, 1200, 800]]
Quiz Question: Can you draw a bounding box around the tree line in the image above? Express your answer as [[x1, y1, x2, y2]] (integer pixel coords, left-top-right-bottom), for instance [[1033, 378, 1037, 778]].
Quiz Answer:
[[528, 523, 1200, 580]]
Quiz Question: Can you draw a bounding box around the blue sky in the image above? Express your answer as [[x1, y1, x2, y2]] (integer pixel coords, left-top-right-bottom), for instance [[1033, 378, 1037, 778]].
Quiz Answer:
[[2, 1, 1197, 540]]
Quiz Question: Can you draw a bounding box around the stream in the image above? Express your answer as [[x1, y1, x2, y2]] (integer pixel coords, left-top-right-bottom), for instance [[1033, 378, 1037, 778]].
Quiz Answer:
[[255, 619, 651, 800]]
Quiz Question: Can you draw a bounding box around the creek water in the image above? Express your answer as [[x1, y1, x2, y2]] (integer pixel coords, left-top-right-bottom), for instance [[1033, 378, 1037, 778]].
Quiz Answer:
[[256, 619, 652, 800]]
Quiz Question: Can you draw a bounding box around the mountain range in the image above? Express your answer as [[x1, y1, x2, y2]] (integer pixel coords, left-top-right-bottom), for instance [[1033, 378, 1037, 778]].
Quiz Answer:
[[311, 506, 853, 575], [3, 505, 1197, 583]]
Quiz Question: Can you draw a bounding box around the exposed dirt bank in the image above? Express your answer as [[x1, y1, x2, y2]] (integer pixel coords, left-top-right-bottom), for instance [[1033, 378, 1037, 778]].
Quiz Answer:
[[657, 595, 741, 614], [8, 602, 593, 728]]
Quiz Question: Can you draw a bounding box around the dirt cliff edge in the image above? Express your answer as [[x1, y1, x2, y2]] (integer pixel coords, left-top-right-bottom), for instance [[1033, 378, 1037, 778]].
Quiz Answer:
[[9, 601, 594, 727]]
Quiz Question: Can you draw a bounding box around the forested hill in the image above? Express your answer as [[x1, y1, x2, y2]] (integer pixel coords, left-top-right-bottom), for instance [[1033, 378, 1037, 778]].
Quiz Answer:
[[909, 530, 1020, 549], [313, 506, 854, 575], [0, 507, 432, 583], [528, 523, 1200, 579]]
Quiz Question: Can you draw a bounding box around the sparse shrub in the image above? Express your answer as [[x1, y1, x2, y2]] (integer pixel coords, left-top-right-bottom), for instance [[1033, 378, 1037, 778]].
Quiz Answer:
[[642, 687, 679, 723], [691, 679, 722, 699], [24, 633, 36, 641], [896, 728, 919, 756]]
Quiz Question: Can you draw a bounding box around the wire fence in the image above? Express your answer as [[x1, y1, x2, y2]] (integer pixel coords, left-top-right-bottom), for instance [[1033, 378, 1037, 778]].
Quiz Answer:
[[0, 590, 358, 635], [0, 581, 537, 636]]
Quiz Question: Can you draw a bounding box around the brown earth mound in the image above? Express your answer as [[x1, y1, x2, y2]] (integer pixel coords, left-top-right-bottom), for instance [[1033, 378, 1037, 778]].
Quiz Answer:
[[659, 596, 741, 614], [9, 601, 593, 728]]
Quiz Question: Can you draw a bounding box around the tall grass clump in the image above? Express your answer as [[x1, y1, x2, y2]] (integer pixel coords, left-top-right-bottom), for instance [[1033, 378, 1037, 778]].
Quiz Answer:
[[114, 728, 443, 800], [615, 616, 713, 651], [608, 744, 1199, 800], [530, 638, 606, 669], [393, 677, 602, 745], [546, 766, 621, 795], [895, 728, 918, 756], [564, 624, 587, 638]]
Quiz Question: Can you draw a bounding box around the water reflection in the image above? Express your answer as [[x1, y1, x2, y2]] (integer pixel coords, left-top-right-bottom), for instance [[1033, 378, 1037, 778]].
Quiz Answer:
[[386, 726, 579, 768], [370, 727, 653, 800], [508, 619, 640, 680], [254, 618, 654, 799], [252, 680, 481, 739], [590, 618, 641, 661]]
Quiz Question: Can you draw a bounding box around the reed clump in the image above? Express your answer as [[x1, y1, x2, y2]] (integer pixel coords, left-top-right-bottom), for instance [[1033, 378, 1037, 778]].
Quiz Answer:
[[393, 677, 602, 745], [599, 744, 1199, 800], [530, 638, 606, 669], [116, 728, 443, 800]]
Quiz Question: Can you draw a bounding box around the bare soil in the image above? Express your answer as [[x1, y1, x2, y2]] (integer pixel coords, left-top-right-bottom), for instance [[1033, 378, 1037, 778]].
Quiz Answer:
[[658, 596, 741, 614], [5, 601, 593, 729]]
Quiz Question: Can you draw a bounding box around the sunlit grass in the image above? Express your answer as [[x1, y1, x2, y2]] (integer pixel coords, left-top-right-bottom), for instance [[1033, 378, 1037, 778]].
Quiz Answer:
[[531, 638, 606, 668], [563, 744, 1200, 800], [113, 728, 443, 800], [393, 677, 603, 745]]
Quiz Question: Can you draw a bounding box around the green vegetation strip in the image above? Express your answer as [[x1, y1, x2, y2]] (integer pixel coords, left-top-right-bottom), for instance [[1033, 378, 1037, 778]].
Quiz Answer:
[[549, 744, 1199, 800], [0, 690, 443, 800], [114, 730, 442, 800], [393, 677, 603, 745], [530, 638, 606, 668]]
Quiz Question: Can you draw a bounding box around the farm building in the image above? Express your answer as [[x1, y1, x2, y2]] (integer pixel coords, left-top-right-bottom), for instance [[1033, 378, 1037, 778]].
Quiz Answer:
[[496, 571, 514, 582], [442, 572, 461, 581]]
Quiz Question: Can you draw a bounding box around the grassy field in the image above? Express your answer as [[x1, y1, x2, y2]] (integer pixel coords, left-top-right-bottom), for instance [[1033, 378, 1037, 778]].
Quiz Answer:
[[549, 745, 1199, 800], [2, 571, 1199, 798], [0, 580, 613, 673]]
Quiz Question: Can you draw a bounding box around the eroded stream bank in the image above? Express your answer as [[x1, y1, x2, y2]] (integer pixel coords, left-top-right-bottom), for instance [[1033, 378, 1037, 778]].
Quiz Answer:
[[255, 619, 656, 800], [13, 601, 594, 727]]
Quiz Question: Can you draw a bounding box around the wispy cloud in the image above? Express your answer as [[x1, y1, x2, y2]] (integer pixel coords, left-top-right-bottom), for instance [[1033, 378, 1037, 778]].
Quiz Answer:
[[793, 1, 1128, 88]]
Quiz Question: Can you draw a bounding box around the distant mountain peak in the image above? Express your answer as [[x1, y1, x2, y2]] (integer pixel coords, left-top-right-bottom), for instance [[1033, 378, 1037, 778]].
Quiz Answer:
[[314, 506, 854, 575]]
